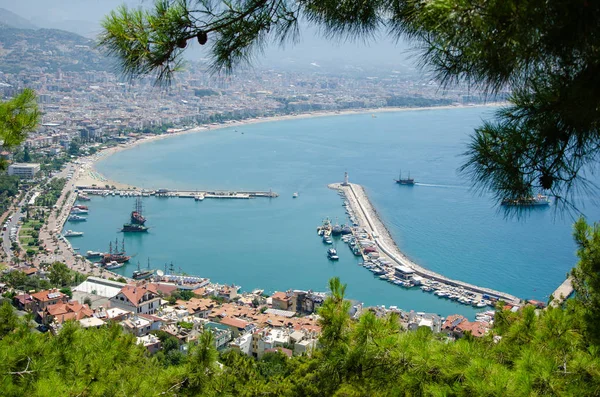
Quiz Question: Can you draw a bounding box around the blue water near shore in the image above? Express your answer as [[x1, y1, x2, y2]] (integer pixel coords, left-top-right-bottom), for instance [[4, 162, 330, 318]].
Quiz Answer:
[[69, 107, 600, 318]]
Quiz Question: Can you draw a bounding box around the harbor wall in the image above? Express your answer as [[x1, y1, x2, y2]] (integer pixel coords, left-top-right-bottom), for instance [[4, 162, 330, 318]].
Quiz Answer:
[[330, 182, 521, 304]]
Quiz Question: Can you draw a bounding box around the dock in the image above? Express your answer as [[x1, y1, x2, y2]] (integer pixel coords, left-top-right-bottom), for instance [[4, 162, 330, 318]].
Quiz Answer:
[[550, 276, 574, 307], [75, 186, 278, 199], [330, 182, 521, 305]]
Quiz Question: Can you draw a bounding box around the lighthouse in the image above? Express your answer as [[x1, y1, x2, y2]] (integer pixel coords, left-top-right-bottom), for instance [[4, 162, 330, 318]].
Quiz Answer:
[[342, 171, 349, 186]]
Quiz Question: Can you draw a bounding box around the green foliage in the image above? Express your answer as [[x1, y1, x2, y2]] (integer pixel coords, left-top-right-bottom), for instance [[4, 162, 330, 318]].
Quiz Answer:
[[0, 89, 39, 157], [1, 272, 600, 396], [48, 262, 73, 287], [59, 287, 73, 299], [170, 289, 195, 301], [571, 217, 600, 345], [0, 301, 19, 338]]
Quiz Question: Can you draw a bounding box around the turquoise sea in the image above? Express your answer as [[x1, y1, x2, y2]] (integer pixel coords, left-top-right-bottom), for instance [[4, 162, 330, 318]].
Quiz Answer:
[[67, 107, 599, 318]]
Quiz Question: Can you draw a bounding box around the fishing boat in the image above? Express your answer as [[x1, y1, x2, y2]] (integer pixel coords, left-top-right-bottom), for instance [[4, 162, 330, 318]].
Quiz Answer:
[[68, 214, 86, 222], [77, 193, 91, 201], [395, 170, 415, 185], [327, 248, 339, 260], [70, 207, 88, 214], [132, 259, 154, 280], [104, 260, 124, 270], [73, 205, 88, 210], [501, 194, 550, 206], [63, 230, 84, 237]]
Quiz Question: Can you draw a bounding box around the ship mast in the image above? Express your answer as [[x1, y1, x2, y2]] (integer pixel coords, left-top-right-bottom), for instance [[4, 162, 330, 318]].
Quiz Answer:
[[109, 241, 112, 254], [121, 239, 125, 254]]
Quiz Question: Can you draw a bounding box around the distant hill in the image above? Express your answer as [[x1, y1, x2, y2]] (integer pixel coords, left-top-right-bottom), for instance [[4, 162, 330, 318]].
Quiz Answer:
[[0, 7, 37, 30], [0, 26, 114, 74]]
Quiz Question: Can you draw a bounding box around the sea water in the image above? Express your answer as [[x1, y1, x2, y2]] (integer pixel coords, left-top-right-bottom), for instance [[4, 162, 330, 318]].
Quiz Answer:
[[74, 107, 599, 317]]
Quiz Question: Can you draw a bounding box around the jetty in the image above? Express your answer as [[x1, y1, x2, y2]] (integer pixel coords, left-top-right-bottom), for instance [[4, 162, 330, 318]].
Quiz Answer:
[[329, 182, 521, 305], [75, 186, 278, 199], [550, 276, 574, 307]]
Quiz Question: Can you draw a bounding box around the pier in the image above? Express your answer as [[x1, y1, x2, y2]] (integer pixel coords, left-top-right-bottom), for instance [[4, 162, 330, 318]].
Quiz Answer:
[[550, 276, 574, 307], [329, 182, 521, 305], [75, 186, 278, 199]]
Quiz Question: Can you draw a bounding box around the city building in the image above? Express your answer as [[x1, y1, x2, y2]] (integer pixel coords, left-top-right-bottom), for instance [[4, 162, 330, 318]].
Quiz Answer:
[[8, 163, 40, 178]]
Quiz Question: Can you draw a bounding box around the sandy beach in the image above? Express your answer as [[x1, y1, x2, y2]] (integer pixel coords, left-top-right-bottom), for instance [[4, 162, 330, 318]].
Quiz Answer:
[[75, 103, 504, 190]]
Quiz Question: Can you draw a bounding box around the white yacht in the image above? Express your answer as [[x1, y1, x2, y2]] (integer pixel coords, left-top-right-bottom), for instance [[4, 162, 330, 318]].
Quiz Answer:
[[63, 230, 84, 237], [292, 192, 298, 198]]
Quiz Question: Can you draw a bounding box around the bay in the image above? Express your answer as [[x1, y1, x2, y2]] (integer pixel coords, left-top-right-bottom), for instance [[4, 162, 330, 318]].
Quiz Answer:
[[75, 107, 597, 317]]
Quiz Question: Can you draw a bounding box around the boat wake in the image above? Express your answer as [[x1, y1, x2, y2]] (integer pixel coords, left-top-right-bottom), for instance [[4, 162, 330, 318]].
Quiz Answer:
[[415, 183, 467, 189]]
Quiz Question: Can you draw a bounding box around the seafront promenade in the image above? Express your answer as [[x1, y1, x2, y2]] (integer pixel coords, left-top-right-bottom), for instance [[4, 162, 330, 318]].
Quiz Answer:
[[330, 182, 521, 305]]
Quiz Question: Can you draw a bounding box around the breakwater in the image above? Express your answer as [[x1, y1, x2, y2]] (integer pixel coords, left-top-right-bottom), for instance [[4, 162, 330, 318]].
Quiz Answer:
[[330, 182, 521, 305], [75, 186, 278, 199]]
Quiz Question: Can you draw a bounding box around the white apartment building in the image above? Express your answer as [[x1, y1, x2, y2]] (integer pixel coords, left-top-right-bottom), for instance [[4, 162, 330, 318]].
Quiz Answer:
[[8, 163, 40, 178]]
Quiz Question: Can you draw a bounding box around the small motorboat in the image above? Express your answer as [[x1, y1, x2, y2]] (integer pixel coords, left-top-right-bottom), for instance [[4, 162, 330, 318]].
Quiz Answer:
[[327, 248, 339, 260]]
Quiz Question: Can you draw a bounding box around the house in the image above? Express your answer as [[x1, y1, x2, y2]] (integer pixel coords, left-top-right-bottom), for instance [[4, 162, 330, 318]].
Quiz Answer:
[[179, 298, 215, 318], [13, 293, 34, 311], [219, 316, 250, 337], [79, 317, 105, 329], [40, 300, 93, 325], [216, 284, 239, 301], [109, 284, 161, 315], [442, 314, 489, 338], [271, 291, 291, 310], [31, 289, 69, 312], [137, 334, 162, 354], [121, 316, 152, 337]]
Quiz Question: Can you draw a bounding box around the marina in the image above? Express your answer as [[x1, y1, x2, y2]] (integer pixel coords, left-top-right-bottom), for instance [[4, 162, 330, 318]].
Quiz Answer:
[[328, 179, 521, 306]]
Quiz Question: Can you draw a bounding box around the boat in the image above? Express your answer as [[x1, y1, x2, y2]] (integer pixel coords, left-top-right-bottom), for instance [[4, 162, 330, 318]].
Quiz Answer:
[[292, 192, 298, 198], [104, 260, 124, 270], [100, 239, 131, 264], [331, 220, 342, 236], [327, 248, 339, 260], [63, 230, 84, 237], [395, 170, 415, 185], [122, 198, 148, 232], [73, 205, 88, 210], [132, 259, 154, 280], [130, 197, 146, 225], [68, 215, 87, 222], [77, 193, 91, 201], [194, 193, 205, 201], [501, 194, 550, 206], [70, 207, 88, 214], [86, 250, 104, 259], [341, 225, 352, 235], [323, 235, 333, 244], [122, 223, 148, 232]]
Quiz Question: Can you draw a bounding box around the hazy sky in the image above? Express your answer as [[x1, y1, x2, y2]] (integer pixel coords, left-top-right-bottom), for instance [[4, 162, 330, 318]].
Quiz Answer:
[[0, 0, 419, 73]]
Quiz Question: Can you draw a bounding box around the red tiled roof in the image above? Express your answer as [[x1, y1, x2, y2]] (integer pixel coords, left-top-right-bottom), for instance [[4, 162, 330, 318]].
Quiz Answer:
[[271, 292, 288, 301], [118, 285, 158, 307], [31, 289, 66, 303], [456, 320, 489, 337], [220, 316, 249, 329]]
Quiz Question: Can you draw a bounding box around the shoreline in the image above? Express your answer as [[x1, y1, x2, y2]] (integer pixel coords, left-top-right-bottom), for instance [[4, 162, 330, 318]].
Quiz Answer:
[[76, 102, 504, 190]]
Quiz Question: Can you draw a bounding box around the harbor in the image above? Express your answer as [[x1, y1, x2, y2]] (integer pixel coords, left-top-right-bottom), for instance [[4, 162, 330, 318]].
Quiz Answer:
[[328, 177, 521, 307]]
